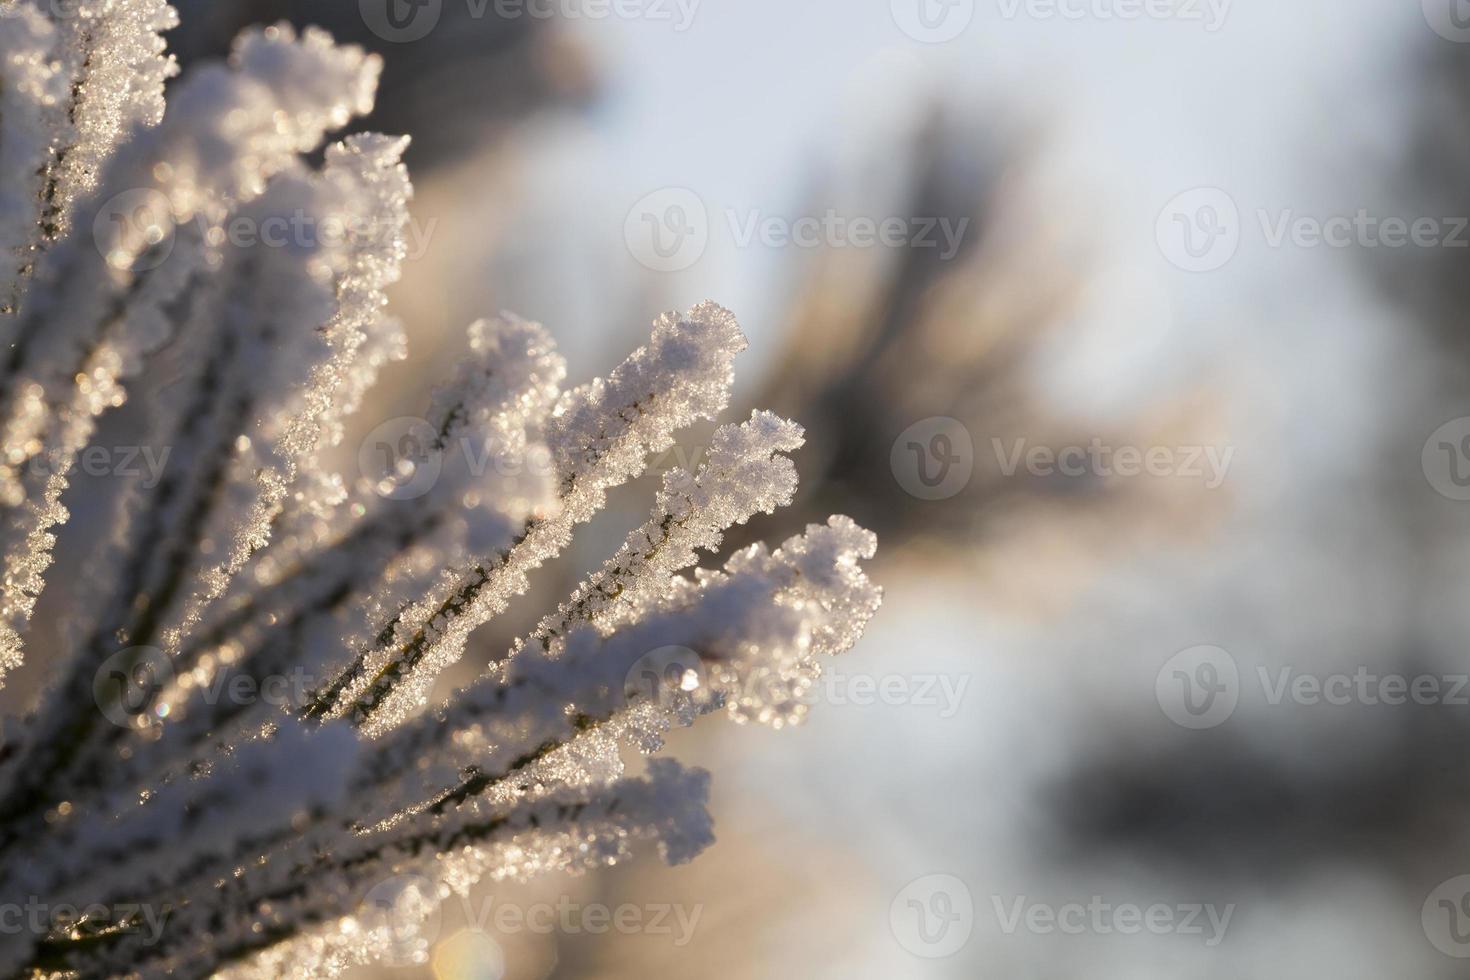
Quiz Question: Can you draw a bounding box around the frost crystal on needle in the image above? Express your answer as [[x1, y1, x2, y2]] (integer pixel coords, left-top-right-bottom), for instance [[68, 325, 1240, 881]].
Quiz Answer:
[[0, 5, 880, 976]]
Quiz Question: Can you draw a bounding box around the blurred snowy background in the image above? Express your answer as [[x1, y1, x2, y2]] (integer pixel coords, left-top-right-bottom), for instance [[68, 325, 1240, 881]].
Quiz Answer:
[[126, 0, 1470, 975]]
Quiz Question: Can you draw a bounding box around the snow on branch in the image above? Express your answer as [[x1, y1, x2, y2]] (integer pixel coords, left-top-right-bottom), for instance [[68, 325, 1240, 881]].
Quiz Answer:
[[0, 8, 881, 977]]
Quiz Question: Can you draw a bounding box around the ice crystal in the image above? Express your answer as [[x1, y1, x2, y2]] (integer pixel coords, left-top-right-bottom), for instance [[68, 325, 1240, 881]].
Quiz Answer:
[[0, 4, 880, 977]]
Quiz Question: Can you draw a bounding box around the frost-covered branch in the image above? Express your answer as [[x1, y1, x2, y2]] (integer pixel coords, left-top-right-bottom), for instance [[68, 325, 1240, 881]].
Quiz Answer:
[[0, 20, 380, 685], [0, 7, 881, 977]]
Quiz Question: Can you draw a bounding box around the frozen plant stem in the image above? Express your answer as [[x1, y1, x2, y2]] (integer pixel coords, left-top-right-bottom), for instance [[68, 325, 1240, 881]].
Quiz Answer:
[[0, 4, 880, 977]]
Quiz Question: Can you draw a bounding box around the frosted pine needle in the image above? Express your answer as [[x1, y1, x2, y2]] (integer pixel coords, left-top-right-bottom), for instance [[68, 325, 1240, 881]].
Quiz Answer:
[[0, 5, 880, 977]]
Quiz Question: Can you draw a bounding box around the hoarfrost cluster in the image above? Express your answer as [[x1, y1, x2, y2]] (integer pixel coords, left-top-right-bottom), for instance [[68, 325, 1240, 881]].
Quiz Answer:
[[0, 3, 880, 976]]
